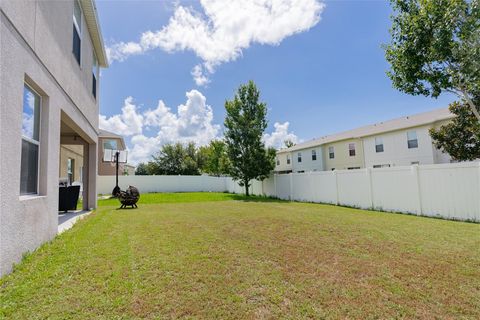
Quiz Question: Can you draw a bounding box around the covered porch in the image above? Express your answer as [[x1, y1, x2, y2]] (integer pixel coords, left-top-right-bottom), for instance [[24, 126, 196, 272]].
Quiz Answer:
[[59, 111, 97, 212]]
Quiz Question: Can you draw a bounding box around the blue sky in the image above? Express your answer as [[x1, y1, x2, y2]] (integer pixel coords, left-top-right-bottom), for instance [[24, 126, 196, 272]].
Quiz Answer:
[[96, 0, 455, 164]]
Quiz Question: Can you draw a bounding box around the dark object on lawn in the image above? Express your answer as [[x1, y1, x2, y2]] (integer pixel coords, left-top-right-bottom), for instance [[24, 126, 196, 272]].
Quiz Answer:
[[116, 185, 140, 209], [59, 185, 80, 212]]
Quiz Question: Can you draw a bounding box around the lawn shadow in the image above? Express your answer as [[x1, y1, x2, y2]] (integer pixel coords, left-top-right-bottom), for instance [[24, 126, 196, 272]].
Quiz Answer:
[[228, 194, 288, 203]]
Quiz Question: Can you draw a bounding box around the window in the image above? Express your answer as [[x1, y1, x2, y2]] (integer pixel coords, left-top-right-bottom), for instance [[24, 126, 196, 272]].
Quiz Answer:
[[375, 137, 384, 153], [311, 150, 317, 161], [72, 0, 82, 65], [92, 53, 98, 98], [373, 164, 390, 168], [20, 85, 41, 195], [297, 152, 302, 163], [407, 130, 418, 149], [349, 143, 356, 156], [411, 161, 420, 165], [329, 146, 334, 159], [348, 167, 361, 170], [67, 158, 75, 185], [286, 155, 291, 165], [276, 158, 280, 166], [103, 139, 118, 150]]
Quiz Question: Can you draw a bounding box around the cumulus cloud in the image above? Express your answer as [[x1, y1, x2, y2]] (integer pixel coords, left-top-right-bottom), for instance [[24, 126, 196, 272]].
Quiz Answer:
[[107, 0, 325, 85], [100, 90, 221, 164], [263, 121, 298, 149]]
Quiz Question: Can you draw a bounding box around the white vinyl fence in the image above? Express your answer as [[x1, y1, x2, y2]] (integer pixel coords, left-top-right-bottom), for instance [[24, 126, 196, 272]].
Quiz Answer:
[[98, 162, 480, 222]]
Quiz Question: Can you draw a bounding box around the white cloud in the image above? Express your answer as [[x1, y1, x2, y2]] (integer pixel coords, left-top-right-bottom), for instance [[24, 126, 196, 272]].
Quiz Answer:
[[99, 96, 144, 136], [263, 121, 298, 149], [191, 64, 210, 86], [100, 90, 221, 164], [107, 0, 325, 85]]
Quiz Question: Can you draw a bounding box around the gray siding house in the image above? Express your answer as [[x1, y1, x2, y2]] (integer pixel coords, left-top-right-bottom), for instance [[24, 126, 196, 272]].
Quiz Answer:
[[0, 0, 108, 275]]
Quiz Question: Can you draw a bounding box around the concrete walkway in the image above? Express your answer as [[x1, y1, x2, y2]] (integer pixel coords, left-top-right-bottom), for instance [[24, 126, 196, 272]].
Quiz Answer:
[[58, 210, 92, 234]]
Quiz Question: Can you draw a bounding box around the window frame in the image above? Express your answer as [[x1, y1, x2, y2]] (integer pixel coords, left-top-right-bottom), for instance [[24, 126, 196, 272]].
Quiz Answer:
[[407, 130, 418, 149], [328, 146, 334, 159], [72, 0, 82, 66], [348, 143, 356, 157], [286, 155, 291, 165], [297, 152, 302, 163], [311, 150, 317, 161], [375, 137, 384, 153], [20, 84, 42, 196], [92, 52, 98, 98], [103, 139, 118, 151]]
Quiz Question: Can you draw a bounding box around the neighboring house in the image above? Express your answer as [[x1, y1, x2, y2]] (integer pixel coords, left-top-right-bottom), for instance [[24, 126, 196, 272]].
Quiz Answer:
[[98, 129, 130, 176], [0, 0, 108, 275], [123, 164, 136, 176], [275, 108, 455, 173]]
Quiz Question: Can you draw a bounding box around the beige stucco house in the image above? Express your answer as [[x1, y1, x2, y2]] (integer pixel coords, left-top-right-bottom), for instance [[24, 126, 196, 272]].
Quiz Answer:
[[275, 108, 455, 173], [98, 129, 133, 176], [0, 0, 108, 275]]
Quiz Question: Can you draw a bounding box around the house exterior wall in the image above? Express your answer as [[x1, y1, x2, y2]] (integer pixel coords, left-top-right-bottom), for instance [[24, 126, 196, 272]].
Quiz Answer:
[[275, 152, 293, 173], [363, 124, 451, 168], [290, 146, 324, 172], [0, 0, 101, 275], [323, 139, 365, 171]]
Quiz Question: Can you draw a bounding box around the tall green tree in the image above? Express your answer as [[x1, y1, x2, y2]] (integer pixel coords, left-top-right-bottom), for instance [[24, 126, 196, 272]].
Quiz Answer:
[[135, 163, 149, 175], [430, 98, 480, 161], [385, 0, 480, 120], [224, 81, 275, 196], [151, 142, 201, 175], [200, 140, 231, 176]]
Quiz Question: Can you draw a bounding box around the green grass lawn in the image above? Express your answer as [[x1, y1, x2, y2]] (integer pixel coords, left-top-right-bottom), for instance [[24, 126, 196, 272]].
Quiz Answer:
[[1, 193, 479, 319]]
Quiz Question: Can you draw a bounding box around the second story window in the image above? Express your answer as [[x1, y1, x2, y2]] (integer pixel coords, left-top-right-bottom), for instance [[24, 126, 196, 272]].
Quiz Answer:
[[329, 146, 334, 159], [73, 0, 82, 65], [92, 53, 98, 98], [276, 158, 280, 166], [297, 152, 302, 163], [349, 143, 356, 156], [21, 84, 41, 195], [375, 137, 384, 153], [286, 155, 291, 165], [103, 139, 118, 151], [407, 130, 418, 149], [311, 150, 317, 161]]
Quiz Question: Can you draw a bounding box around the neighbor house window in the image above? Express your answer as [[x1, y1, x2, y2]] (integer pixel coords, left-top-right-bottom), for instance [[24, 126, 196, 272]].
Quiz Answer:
[[375, 137, 384, 153], [373, 164, 390, 168], [411, 161, 420, 165], [349, 143, 356, 156], [72, 0, 82, 65], [311, 150, 317, 161], [407, 130, 418, 149], [92, 53, 98, 98], [297, 152, 302, 163], [276, 158, 280, 166], [20, 85, 41, 195], [348, 167, 361, 170], [329, 146, 334, 159], [103, 139, 118, 150], [286, 155, 291, 165]]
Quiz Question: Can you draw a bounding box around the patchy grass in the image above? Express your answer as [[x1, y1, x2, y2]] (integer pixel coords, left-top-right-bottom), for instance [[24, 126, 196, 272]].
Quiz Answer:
[[1, 193, 479, 319]]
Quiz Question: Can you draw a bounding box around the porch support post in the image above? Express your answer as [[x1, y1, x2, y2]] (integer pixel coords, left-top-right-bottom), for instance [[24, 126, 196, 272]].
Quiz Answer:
[[82, 142, 97, 210]]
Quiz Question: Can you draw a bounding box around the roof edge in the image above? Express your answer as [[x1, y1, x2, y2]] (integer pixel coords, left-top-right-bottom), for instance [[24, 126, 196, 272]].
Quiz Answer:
[[80, 0, 108, 68]]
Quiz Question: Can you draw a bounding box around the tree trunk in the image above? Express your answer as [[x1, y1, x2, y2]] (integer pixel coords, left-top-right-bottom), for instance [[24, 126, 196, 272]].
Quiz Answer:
[[461, 88, 480, 122], [244, 180, 249, 197]]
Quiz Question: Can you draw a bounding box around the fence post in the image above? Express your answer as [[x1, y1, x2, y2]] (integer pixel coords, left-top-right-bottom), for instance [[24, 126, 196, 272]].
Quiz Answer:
[[274, 174, 277, 198], [412, 165, 423, 215], [367, 168, 374, 209], [334, 170, 339, 205], [289, 173, 294, 201]]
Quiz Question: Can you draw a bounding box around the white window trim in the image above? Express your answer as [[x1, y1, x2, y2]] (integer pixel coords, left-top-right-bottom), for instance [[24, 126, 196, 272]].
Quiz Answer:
[[73, 0, 83, 67], [20, 83, 42, 196]]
